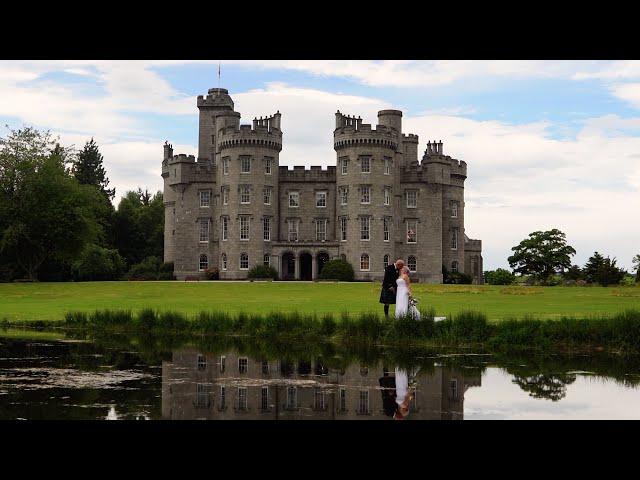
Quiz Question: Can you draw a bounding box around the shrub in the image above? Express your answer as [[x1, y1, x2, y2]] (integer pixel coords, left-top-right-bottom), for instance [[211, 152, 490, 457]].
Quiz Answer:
[[620, 274, 636, 287], [247, 265, 278, 280], [485, 268, 515, 285], [318, 259, 354, 282], [205, 267, 219, 280], [126, 256, 175, 280], [71, 244, 126, 281]]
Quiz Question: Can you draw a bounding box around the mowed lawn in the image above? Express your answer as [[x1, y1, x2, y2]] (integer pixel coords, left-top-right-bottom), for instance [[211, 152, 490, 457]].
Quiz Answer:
[[1, 281, 639, 322]]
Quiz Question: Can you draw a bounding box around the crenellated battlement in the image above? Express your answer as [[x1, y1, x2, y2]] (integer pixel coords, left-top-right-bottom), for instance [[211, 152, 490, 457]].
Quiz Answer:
[[278, 165, 336, 182], [402, 133, 419, 143], [197, 88, 234, 110], [217, 111, 282, 151]]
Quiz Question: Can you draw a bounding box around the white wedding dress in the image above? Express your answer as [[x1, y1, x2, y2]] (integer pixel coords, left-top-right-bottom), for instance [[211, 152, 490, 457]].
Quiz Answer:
[[395, 278, 421, 319]]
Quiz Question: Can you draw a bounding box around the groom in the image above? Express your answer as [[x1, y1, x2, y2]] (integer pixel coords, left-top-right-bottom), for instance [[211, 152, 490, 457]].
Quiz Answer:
[[380, 259, 404, 319]]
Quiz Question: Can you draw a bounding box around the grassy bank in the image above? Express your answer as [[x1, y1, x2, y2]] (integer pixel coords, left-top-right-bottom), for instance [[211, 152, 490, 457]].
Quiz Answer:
[[4, 307, 638, 353], [1, 281, 639, 322]]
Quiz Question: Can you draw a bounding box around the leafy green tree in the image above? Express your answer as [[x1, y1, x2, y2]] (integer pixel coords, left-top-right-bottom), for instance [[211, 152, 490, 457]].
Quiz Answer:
[[71, 243, 126, 281], [584, 252, 625, 286], [484, 268, 515, 285], [633, 254, 640, 283], [562, 264, 584, 281], [0, 127, 99, 280], [512, 373, 577, 401], [125, 256, 174, 280], [507, 229, 576, 282], [318, 259, 354, 281], [73, 138, 115, 200], [113, 189, 164, 266]]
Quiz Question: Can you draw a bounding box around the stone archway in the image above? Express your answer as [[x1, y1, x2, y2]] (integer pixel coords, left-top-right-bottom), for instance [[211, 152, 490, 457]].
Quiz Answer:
[[281, 251, 296, 280], [299, 252, 313, 281], [317, 251, 330, 277]]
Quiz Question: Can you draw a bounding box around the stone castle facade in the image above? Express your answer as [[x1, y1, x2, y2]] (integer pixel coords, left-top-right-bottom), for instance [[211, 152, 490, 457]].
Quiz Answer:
[[162, 87, 483, 282]]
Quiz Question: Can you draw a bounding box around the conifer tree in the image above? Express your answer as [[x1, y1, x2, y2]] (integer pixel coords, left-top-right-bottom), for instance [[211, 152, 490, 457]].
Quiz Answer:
[[73, 138, 115, 200]]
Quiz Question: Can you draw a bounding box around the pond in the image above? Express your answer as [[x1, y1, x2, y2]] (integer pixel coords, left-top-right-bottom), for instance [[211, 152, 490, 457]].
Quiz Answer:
[[1, 329, 640, 420]]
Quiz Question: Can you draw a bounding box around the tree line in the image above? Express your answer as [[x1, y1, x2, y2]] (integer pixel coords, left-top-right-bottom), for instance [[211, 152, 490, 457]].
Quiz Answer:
[[485, 229, 640, 286], [0, 126, 170, 282]]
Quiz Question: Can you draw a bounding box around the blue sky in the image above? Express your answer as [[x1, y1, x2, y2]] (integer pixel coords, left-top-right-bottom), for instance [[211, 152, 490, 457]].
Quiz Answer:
[[1, 60, 639, 271]]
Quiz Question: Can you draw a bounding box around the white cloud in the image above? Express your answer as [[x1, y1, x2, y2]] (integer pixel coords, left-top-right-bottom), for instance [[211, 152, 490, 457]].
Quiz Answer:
[[610, 83, 640, 109]]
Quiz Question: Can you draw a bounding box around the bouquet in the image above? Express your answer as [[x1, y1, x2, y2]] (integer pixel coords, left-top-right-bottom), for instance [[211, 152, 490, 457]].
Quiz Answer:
[[408, 295, 419, 308]]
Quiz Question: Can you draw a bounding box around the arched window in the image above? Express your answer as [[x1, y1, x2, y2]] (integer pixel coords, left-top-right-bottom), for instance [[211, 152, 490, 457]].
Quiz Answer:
[[408, 256, 417, 272], [360, 254, 370, 271], [240, 253, 249, 270], [263, 254, 270, 267], [451, 260, 458, 273], [221, 253, 227, 271], [199, 254, 208, 271], [383, 254, 390, 271], [340, 254, 346, 262]]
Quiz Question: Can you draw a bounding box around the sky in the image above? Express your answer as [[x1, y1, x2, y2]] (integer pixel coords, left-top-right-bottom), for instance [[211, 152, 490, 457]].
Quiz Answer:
[[1, 60, 639, 271]]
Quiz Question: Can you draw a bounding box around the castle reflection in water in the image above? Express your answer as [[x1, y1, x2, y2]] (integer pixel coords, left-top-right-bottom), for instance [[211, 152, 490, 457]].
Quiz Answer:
[[162, 349, 481, 420]]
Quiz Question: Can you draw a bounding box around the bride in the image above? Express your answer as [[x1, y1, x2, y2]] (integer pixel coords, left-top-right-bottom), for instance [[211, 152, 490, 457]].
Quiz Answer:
[[395, 266, 421, 320]]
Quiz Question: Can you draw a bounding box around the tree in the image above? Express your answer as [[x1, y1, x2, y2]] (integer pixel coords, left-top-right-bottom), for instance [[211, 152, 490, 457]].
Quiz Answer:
[[562, 264, 584, 281], [584, 252, 625, 286], [113, 189, 164, 267], [71, 243, 126, 281], [484, 268, 515, 285], [73, 138, 115, 200], [507, 229, 576, 282], [0, 127, 99, 280], [633, 254, 640, 283]]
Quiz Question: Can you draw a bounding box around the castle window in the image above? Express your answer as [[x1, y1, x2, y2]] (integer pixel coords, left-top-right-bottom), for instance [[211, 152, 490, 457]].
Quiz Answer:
[[316, 219, 327, 242], [240, 156, 251, 174], [221, 253, 227, 270], [450, 379, 458, 401], [199, 219, 209, 243], [451, 260, 458, 273], [263, 187, 271, 205], [240, 216, 250, 241], [314, 389, 327, 411], [451, 228, 458, 250], [406, 190, 417, 208], [341, 157, 348, 175], [222, 187, 229, 205], [360, 186, 371, 204], [358, 390, 370, 415], [263, 254, 270, 267], [240, 186, 250, 204], [222, 157, 229, 175], [360, 216, 370, 241], [199, 254, 208, 271], [237, 387, 248, 411], [383, 254, 390, 270], [340, 254, 346, 261], [384, 187, 391, 206], [238, 357, 248, 374], [195, 383, 209, 408], [472, 256, 479, 276], [289, 191, 299, 208], [360, 156, 371, 173], [451, 200, 458, 218], [262, 361, 269, 375], [220, 356, 226, 373], [360, 254, 370, 271], [219, 386, 226, 409], [408, 256, 417, 272], [384, 157, 392, 175], [340, 187, 348, 206], [340, 217, 347, 241], [264, 157, 272, 175], [199, 191, 210, 208], [316, 191, 327, 208], [339, 388, 347, 412], [240, 253, 249, 270], [221, 217, 228, 241], [261, 386, 269, 411], [263, 217, 271, 241], [287, 387, 297, 409], [383, 217, 390, 242], [407, 220, 417, 243], [288, 219, 299, 242], [197, 354, 207, 370]]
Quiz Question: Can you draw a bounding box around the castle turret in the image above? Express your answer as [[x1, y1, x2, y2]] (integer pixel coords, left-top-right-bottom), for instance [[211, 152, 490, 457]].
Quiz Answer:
[[217, 110, 283, 279], [197, 88, 234, 162]]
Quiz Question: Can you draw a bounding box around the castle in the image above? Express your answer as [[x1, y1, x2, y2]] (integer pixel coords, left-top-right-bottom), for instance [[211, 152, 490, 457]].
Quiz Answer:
[[162, 87, 483, 283]]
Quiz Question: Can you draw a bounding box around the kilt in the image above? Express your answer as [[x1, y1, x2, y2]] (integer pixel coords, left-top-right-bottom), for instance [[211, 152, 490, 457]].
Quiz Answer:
[[379, 287, 396, 305]]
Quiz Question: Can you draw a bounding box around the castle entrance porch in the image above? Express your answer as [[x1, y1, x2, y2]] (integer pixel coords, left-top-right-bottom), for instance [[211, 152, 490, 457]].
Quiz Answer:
[[299, 252, 313, 281], [281, 252, 296, 280]]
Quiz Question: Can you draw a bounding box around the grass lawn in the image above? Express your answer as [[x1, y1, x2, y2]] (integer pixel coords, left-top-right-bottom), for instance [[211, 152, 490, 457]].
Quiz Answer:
[[1, 281, 639, 322]]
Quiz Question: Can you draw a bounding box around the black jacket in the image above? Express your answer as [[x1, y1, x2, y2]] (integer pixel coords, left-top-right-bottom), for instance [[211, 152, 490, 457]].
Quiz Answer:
[[382, 264, 399, 290]]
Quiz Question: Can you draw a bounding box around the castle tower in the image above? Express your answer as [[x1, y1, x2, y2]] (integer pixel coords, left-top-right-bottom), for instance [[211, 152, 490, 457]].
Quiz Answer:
[[197, 88, 235, 161], [217, 110, 283, 279], [334, 111, 400, 279]]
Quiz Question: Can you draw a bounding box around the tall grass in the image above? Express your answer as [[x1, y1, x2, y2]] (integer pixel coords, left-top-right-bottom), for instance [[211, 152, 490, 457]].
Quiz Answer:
[[55, 308, 640, 353]]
